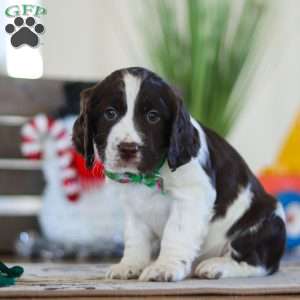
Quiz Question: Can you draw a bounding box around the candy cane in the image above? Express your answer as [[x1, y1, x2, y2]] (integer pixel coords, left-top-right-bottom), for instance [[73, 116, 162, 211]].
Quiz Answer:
[[21, 114, 81, 202]]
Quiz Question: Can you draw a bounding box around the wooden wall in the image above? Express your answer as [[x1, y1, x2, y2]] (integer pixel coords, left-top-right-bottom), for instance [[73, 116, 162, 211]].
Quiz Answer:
[[0, 76, 65, 253]]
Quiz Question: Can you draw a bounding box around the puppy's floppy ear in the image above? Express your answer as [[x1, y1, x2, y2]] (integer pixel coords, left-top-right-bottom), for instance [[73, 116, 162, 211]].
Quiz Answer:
[[167, 90, 200, 172], [72, 87, 95, 168]]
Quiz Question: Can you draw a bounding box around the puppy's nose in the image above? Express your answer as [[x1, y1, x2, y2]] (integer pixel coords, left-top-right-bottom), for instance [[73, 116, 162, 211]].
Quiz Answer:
[[118, 142, 139, 160]]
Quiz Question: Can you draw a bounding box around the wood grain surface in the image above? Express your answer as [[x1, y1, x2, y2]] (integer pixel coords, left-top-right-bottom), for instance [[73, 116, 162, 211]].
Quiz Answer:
[[0, 76, 64, 116], [0, 169, 44, 195]]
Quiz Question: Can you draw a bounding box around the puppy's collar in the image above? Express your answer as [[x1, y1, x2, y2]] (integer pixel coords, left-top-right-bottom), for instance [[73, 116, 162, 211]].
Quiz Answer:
[[105, 160, 165, 193]]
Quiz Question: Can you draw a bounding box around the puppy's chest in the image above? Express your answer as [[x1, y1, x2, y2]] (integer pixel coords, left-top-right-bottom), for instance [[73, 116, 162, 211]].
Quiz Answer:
[[120, 184, 172, 235]]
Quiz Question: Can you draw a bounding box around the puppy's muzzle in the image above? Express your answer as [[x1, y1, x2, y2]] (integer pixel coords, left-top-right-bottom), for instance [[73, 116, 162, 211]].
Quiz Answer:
[[118, 142, 140, 161]]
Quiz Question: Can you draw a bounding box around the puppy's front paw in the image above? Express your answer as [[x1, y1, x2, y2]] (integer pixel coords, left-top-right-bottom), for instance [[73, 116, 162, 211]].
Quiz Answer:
[[139, 260, 188, 282], [106, 263, 144, 280]]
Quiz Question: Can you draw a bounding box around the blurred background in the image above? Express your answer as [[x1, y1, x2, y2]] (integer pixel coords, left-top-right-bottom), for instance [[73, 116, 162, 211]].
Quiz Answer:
[[0, 0, 299, 260]]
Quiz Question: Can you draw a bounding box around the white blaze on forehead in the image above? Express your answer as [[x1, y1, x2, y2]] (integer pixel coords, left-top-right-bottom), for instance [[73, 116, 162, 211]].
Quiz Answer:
[[109, 72, 143, 144], [107, 72, 142, 145], [104, 72, 143, 170], [124, 72, 142, 118]]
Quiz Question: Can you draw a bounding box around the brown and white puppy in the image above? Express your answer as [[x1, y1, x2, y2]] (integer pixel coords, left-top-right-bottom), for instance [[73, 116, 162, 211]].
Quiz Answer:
[[73, 67, 286, 282]]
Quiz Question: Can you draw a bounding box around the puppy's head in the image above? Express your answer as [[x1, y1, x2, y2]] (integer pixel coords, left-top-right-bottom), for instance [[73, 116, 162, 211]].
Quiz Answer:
[[73, 67, 200, 173]]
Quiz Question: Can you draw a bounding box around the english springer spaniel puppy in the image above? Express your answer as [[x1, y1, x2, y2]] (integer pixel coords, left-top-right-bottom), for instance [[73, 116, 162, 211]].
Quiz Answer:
[[73, 67, 286, 282]]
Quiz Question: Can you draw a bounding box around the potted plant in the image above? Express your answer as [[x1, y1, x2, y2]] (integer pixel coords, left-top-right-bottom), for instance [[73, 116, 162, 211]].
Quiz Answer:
[[142, 0, 266, 136]]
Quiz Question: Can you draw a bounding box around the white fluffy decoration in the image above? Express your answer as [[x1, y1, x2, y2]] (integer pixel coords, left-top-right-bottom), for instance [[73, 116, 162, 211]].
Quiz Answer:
[[23, 115, 124, 247]]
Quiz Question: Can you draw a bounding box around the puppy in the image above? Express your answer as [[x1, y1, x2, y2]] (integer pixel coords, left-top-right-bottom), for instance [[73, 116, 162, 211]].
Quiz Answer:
[[73, 67, 286, 282]]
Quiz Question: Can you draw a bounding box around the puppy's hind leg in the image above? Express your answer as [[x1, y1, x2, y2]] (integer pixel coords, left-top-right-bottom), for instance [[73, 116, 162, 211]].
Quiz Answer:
[[195, 211, 286, 279], [194, 256, 266, 279]]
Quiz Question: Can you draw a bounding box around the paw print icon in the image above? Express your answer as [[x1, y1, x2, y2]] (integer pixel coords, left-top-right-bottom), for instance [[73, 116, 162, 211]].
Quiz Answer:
[[5, 16, 45, 48]]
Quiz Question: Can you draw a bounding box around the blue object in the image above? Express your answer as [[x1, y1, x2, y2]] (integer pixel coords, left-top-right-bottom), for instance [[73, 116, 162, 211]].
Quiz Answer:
[[277, 191, 300, 250]]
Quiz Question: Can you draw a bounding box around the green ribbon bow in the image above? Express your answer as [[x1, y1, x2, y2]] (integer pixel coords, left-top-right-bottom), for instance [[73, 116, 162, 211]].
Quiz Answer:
[[105, 160, 165, 193], [0, 261, 24, 287]]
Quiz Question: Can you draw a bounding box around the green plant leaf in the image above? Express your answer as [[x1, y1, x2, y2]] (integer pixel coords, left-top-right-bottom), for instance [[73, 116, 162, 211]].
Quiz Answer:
[[140, 0, 266, 136]]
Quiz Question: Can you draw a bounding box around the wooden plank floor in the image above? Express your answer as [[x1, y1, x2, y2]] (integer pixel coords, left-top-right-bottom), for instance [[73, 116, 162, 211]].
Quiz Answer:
[[1, 262, 299, 300], [7, 296, 300, 300]]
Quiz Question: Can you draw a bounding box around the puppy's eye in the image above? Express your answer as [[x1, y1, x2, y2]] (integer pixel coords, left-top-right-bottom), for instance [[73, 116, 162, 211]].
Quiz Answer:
[[104, 107, 118, 121], [146, 110, 160, 124]]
